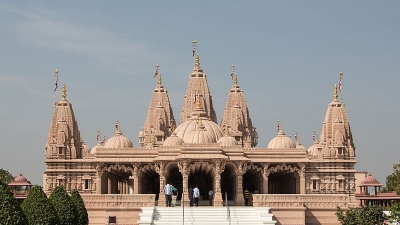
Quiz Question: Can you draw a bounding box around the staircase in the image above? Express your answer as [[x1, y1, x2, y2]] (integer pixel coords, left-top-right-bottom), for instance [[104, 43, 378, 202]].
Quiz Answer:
[[138, 206, 276, 225]]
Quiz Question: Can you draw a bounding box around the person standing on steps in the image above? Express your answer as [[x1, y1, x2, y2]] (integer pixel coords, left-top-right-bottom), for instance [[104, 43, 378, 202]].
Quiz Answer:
[[193, 185, 200, 207], [244, 188, 250, 206], [188, 185, 194, 207], [164, 182, 173, 207], [208, 189, 214, 206], [172, 186, 178, 207]]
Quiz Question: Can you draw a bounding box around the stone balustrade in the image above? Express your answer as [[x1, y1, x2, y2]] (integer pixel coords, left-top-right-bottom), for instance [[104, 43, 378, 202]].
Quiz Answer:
[[81, 194, 156, 209]]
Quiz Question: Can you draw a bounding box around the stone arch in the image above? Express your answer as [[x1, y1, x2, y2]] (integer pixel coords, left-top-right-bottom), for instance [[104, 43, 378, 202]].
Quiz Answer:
[[99, 163, 134, 194], [267, 163, 300, 194], [243, 163, 263, 194], [221, 162, 237, 202], [139, 163, 159, 196], [188, 161, 215, 203]]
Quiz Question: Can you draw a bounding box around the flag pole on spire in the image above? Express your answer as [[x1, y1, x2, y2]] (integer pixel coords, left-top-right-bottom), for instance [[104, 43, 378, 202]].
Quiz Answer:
[[339, 72, 344, 103], [192, 40, 197, 66], [54, 69, 59, 102]]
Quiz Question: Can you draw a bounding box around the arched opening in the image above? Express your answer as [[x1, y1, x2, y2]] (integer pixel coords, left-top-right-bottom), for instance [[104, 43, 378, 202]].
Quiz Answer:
[[221, 164, 236, 203], [139, 169, 160, 198], [189, 165, 214, 204], [165, 165, 183, 201], [101, 164, 133, 194], [242, 165, 263, 194], [268, 171, 299, 194]]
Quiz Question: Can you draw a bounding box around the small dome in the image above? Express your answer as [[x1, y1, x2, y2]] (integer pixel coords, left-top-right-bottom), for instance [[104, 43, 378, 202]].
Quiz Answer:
[[163, 132, 184, 147], [308, 138, 320, 157], [186, 122, 215, 144], [82, 143, 91, 155], [175, 118, 223, 143], [14, 173, 28, 182], [104, 130, 133, 149], [90, 143, 102, 154], [218, 134, 237, 147], [359, 174, 383, 187], [268, 130, 296, 149]]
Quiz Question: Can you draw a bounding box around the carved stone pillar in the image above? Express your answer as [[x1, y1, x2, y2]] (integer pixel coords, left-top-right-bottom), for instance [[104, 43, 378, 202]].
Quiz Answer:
[[235, 162, 247, 206], [178, 159, 190, 206], [95, 164, 103, 194], [108, 177, 112, 194], [132, 163, 140, 194], [155, 161, 166, 206], [298, 163, 306, 194], [262, 163, 270, 194], [213, 159, 225, 206]]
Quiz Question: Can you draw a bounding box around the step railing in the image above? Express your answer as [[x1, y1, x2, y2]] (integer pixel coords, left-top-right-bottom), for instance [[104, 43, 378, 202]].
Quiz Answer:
[[225, 192, 231, 225]]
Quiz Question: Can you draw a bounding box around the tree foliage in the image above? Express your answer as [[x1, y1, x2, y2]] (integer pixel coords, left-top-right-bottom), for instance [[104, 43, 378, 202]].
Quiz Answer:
[[0, 168, 14, 185], [71, 190, 89, 225], [336, 205, 384, 225], [21, 185, 59, 225], [0, 183, 28, 225], [382, 163, 400, 195], [49, 186, 78, 225]]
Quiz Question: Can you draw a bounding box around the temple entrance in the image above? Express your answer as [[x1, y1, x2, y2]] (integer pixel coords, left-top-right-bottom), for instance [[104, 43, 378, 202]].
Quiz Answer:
[[189, 167, 214, 203], [165, 165, 183, 201], [221, 164, 236, 202], [242, 166, 263, 194], [268, 171, 299, 194], [100, 164, 133, 194]]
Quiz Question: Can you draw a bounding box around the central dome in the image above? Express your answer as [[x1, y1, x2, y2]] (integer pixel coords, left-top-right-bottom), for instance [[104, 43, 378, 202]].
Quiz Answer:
[[175, 118, 223, 143], [268, 129, 295, 149], [104, 129, 133, 149]]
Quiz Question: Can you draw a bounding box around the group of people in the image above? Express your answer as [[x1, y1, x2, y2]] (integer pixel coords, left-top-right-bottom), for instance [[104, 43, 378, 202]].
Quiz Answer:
[[164, 182, 214, 207]]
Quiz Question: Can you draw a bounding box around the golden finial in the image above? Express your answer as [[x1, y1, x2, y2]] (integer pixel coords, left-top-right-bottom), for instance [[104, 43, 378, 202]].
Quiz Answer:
[[62, 84, 67, 100], [192, 40, 198, 46], [333, 84, 338, 100], [339, 72, 343, 76], [231, 65, 238, 85], [54, 69, 58, 74], [195, 54, 200, 68], [157, 73, 162, 85]]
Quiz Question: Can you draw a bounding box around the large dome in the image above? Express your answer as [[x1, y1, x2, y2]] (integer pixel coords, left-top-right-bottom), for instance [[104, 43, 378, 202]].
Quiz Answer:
[[175, 118, 223, 143], [163, 132, 184, 147], [104, 130, 133, 149], [186, 121, 215, 144], [90, 142, 103, 154], [268, 130, 296, 149]]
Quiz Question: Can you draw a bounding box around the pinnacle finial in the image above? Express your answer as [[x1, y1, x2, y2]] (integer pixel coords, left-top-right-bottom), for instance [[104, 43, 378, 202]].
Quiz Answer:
[[62, 84, 67, 100], [195, 54, 200, 68], [277, 120, 282, 132], [333, 84, 338, 100], [54, 69, 58, 74], [157, 73, 162, 85], [339, 72, 343, 76], [196, 91, 202, 108], [231, 65, 238, 85], [295, 130, 298, 140], [115, 120, 120, 131]]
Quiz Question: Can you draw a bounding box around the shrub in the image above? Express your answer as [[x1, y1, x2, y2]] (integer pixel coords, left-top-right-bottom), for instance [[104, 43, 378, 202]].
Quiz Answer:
[[21, 185, 58, 225], [49, 186, 78, 225], [0, 184, 27, 225], [71, 190, 89, 225]]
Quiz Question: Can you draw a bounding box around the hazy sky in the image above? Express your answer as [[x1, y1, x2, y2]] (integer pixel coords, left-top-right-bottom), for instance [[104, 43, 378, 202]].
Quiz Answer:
[[0, 1, 399, 186]]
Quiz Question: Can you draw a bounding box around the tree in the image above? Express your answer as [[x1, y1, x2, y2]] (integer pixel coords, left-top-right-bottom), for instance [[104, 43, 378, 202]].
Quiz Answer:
[[382, 163, 400, 194], [0, 183, 28, 225], [336, 205, 385, 225], [71, 190, 89, 225], [21, 185, 59, 225], [49, 186, 78, 225], [0, 168, 14, 185]]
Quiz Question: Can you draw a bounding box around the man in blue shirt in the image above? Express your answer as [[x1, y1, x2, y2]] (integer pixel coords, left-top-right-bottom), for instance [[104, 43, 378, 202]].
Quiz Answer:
[[164, 182, 173, 207]]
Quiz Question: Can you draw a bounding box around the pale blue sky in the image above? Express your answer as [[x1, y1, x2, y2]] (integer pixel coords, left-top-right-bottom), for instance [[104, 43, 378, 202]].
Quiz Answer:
[[0, 1, 399, 186]]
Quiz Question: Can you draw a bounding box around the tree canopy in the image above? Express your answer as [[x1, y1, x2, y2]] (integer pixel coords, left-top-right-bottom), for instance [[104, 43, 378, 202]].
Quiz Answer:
[[49, 186, 78, 225], [0, 168, 14, 185], [382, 163, 400, 195], [21, 185, 59, 225], [0, 183, 28, 225], [336, 205, 384, 225], [71, 190, 89, 225]]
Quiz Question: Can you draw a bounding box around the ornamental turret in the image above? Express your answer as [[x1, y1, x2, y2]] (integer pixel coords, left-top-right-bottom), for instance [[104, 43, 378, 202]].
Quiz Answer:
[[220, 65, 257, 147], [319, 84, 355, 159], [179, 41, 217, 124], [45, 84, 82, 159], [139, 65, 176, 148]]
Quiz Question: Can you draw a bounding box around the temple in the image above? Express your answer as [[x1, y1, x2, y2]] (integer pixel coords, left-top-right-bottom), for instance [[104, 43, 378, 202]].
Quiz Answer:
[[43, 43, 358, 225]]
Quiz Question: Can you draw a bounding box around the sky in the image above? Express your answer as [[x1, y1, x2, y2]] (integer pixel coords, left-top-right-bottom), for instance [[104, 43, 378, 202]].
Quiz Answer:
[[0, 1, 399, 186]]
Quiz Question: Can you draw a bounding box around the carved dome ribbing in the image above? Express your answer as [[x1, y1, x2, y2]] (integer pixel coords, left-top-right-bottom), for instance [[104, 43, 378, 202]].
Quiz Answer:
[[104, 130, 133, 149], [175, 116, 223, 143], [163, 132, 184, 147], [217, 134, 237, 147], [268, 130, 296, 149], [186, 121, 215, 144]]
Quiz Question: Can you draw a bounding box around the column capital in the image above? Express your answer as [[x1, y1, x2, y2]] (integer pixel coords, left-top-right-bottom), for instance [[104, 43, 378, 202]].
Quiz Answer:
[[154, 161, 166, 176], [213, 159, 226, 174], [235, 161, 248, 176], [178, 159, 190, 175]]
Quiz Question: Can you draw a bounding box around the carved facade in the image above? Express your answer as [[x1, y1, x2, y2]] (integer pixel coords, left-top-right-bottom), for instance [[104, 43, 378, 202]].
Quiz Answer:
[[43, 50, 358, 225]]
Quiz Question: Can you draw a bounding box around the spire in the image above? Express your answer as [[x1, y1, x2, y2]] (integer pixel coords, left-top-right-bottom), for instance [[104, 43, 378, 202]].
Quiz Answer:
[[320, 85, 355, 160], [180, 41, 217, 124], [140, 65, 176, 148], [46, 85, 82, 159], [221, 65, 257, 147]]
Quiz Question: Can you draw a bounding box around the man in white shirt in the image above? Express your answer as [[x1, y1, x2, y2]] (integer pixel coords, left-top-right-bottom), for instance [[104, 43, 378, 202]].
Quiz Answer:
[[193, 185, 200, 207], [164, 182, 173, 207], [208, 189, 214, 206]]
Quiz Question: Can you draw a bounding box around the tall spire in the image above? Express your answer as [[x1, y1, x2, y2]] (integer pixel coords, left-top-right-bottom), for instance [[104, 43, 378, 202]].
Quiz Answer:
[[180, 40, 217, 124], [45, 84, 82, 159], [140, 65, 176, 147], [221, 65, 257, 147]]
